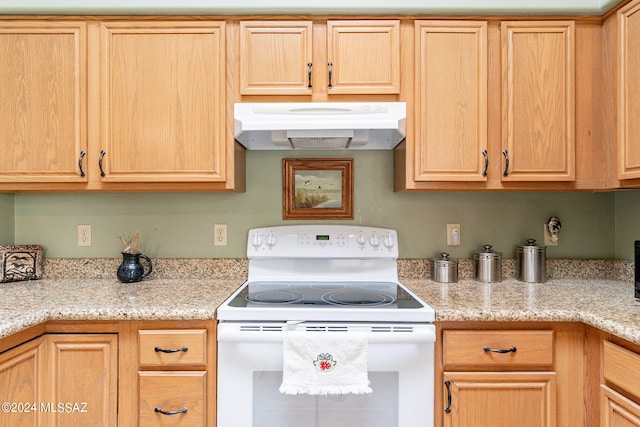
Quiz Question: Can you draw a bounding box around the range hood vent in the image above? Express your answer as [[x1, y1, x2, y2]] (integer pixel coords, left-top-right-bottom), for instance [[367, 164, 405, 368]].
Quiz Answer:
[[234, 102, 406, 150]]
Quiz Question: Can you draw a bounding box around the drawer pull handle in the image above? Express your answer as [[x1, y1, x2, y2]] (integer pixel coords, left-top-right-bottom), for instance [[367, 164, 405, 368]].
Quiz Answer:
[[154, 406, 187, 416], [444, 380, 452, 414], [484, 345, 517, 354], [154, 345, 188, 353]]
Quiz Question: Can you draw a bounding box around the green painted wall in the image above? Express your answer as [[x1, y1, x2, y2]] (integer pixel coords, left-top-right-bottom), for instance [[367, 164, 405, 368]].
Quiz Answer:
[[12, 151, 621, 260], [0, 194, 15, 244]]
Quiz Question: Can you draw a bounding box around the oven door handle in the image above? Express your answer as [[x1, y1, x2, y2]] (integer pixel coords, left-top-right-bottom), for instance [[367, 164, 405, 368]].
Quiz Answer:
[[217, 328, 436, 344]]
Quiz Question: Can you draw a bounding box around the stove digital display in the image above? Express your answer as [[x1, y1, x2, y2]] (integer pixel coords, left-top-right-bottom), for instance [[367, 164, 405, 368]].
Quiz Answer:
[[316, 235, 330, 241]]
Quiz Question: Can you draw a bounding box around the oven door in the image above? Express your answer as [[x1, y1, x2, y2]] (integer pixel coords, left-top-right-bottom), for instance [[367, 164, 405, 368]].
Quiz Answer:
[[217, 322, 435, 427]]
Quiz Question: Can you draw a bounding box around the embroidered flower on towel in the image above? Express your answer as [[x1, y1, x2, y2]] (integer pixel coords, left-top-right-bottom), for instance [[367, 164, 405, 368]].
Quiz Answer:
[[313, 353, 337, 372]]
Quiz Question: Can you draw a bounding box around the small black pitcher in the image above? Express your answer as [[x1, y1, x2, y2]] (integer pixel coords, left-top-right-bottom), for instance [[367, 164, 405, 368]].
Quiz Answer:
[[117, 252, 153, 283]]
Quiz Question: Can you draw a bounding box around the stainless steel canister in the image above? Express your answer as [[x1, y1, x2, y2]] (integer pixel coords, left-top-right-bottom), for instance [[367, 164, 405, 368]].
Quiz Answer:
[[517, 239, 546, 283], [433, 253, 458, 283], [474, 245, 502, 282]]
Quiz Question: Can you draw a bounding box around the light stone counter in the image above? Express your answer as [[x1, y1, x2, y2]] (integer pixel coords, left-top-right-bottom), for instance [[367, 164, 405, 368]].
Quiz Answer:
[[403, 278, 640, 344], [0, 278, 242, 340], [1, 257, 639, 346]]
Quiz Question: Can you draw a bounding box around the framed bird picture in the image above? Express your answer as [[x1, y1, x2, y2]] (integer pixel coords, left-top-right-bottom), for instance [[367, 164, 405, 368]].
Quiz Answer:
[[282, 158, 353, 220]]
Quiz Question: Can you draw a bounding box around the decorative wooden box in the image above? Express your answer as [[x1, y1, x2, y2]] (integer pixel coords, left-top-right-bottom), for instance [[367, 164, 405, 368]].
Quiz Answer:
[[0, 245, 43, 283]]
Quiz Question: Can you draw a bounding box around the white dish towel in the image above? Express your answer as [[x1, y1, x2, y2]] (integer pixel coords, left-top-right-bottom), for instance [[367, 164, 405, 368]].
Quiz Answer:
[[279, 331, 372, 396]]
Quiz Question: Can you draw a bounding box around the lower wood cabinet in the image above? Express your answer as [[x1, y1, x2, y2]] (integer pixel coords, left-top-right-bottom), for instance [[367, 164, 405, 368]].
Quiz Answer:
[[601, 341, 640, 427], [436, 322, 585, 427], [443, 371, 555, 427], [0, 333, 118, 427], [602, 386, 640, 427], [136, 328, 211, 427], [0, 320, 216, 427]]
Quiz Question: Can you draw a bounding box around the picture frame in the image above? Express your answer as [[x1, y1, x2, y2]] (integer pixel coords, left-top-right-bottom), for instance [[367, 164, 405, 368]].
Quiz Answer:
[[283, 158, 354, 220]]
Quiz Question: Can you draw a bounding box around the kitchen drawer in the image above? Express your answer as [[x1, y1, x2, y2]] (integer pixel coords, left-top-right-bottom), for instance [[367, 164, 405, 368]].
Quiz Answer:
[[139, 371, 206, 427], [603, 341, 640, 399], [443, 330, 554, 369], [138, 329, 207, 367]]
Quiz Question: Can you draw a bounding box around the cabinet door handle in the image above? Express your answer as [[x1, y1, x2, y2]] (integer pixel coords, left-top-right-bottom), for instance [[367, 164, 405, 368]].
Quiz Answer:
[[154, 407, 187, 416], [502, 150, 509, 176], [78, 150, 86, 177], [483, 345, 517, 354], [98, 150, 106, 177], [327, 61, 333, 88], [154, 345, 188, 353], [444, 380, 452, 414], [482, 149, 488, 177], [307, 61, 313, 89]]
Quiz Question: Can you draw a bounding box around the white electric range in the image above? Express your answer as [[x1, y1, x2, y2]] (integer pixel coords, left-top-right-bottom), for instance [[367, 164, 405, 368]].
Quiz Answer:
[[217, 225, 436, 427]]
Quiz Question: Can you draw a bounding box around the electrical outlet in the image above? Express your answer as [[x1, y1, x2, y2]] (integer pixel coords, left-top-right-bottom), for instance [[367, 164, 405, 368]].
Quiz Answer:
[[78, 224, 92, 247], [447, 224, 460, 246], [214, 224, 227, 246]]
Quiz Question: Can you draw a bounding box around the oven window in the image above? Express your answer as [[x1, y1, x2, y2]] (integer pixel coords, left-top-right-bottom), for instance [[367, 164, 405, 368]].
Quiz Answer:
[[252, 371, 399, 427]]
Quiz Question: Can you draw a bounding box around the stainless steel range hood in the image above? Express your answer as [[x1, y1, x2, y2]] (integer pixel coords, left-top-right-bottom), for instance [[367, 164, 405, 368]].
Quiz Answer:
[[234, 102, 406, 150]]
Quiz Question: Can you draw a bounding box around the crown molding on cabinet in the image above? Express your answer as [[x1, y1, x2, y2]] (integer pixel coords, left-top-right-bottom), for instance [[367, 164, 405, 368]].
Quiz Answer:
[[0, 0, 627, 17]]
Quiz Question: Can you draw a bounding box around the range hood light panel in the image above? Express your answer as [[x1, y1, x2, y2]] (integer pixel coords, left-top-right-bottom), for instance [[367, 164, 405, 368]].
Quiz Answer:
[[234, 102, 406, 150]]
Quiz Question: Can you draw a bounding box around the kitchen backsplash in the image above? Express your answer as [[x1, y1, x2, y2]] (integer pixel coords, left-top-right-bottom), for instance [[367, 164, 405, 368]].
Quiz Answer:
[[42, 258, 634, 282]]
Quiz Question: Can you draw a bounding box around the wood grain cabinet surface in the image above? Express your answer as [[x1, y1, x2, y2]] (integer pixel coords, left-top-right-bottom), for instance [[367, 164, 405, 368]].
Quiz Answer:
[[436, 323, 586, 427], [0, 18, 244, 192], [98, 21, 227, 184], [501, 21, 575, 182], [617, 0, 640, 180], [601, 341, 640, 427], [237, 19, 400, 98], [132, 325, 215, 427], [0, 21, 87, 184], [0, 333, 118, 427], [412, 20, 488, 182]]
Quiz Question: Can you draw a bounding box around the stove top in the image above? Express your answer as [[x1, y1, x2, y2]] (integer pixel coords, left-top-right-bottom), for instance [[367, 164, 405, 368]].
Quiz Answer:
[[217, 225, 435, 323]]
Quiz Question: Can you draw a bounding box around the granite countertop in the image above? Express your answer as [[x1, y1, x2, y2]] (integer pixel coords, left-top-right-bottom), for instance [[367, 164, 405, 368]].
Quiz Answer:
[[1, 275, 640, 345], [0, 278, 243, 339], [404, 278, 640, 343]]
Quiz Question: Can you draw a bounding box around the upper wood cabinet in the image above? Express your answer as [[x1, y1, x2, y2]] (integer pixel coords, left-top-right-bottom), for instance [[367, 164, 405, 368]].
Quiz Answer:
[[99, 21, 227, 183], [238, 20, 400, 97], [617, 0, 640, 180], [413, 20, 488, 182], [0, 19, 244, 192], [239, 21, 313, 95], [326, 20, 400, 94], [501, 21, 575, 181], [0, 21, 87, 184]]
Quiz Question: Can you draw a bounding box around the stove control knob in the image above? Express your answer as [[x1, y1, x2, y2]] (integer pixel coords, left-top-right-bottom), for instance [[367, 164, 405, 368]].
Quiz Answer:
[[357, 233, 366, 248], [383, 233, 395, 249], [369, 234, 380, 248], [265, 233, 277, 248], [251, 233, 264, 249]]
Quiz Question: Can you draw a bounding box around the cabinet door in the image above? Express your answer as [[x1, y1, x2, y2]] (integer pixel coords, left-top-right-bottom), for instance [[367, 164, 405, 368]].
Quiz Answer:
[[327, 20, 400, 94], [45, 334, 118, 427], [239, 21, 313, 95], [602, 386, 640, 427], [443, 372, 556, 427], [0, 21, 87, 183], [0, 337, 45, 427], [414, 21, 487, 181], [501, 21, 575, 181], [618, 1, 640, 179], [99, 21, 226, 183]]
